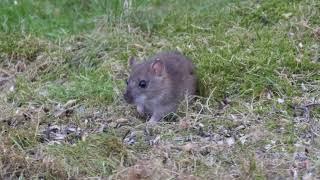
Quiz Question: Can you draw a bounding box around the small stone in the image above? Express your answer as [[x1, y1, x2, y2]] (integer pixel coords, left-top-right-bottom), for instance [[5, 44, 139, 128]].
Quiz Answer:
[[301, 83, 307, 91], [239, 135, 248, 144], [277, 98, 285, 104], [9, 85, 15, 92], [52, 133, 66, 140], [226, 137, 235, 146], [198, 123, 204, 128], [288, 32, 295, 37], [265, 144, 272, 150]]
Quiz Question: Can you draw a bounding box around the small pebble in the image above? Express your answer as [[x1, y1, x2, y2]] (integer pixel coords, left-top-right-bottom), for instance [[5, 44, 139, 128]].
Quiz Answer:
[[226, 137, 235, 146]]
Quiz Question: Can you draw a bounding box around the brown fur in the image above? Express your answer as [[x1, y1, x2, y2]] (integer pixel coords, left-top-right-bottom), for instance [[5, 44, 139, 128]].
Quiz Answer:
[[123, 51, 196, 122]]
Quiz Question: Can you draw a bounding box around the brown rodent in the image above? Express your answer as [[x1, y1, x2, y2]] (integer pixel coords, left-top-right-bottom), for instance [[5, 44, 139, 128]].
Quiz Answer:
[[123, 51, 196, 123]]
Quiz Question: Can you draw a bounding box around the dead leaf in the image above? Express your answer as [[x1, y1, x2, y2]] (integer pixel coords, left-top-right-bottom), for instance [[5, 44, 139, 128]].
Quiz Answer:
[[182, 143, 198, 153], [116, 118, 129, 124], [127, 161, 153, 180], [179, 117, 192, 129], [63, 99, 77, 108], [53, 100, 77, 118], [177, 174, 199, 180]]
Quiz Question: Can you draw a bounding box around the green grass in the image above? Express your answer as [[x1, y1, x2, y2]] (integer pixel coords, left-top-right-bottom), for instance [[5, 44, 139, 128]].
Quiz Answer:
[[0, 33, 45, 60], [0, 0, 124, 37], [46, 69, 115, 104], [1, 0, 320, 179], [48, 134, 128, 177]]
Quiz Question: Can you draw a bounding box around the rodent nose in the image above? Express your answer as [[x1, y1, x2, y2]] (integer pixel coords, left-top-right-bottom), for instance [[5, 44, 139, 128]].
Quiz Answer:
[[123, 91, 133, 104]]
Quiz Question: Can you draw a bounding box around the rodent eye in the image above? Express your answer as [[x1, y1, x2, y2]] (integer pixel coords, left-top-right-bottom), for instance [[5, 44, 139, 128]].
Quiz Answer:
[[138, 80, 147, 88]]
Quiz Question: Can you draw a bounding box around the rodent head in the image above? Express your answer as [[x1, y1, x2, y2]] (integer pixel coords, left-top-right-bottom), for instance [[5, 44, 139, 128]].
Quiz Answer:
[[123, 57, 168, 105]]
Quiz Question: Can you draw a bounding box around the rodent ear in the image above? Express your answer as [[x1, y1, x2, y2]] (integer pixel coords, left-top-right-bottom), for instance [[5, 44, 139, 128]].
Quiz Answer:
[[151, 59, 164, 76], [128, 57, 137, 68]]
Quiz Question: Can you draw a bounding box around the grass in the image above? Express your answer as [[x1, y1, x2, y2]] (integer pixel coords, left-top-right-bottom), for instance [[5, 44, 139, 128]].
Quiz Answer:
[[48, 134, 128, 177], [0, 0, 320, 179], [0, 0, 128, 37], [46, 69, 115, 104]]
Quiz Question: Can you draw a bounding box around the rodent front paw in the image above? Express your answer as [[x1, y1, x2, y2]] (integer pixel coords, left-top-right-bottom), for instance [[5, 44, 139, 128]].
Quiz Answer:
[[136, 105, 145, 115], [149, 115, 162, 123]]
